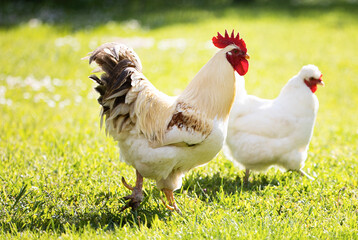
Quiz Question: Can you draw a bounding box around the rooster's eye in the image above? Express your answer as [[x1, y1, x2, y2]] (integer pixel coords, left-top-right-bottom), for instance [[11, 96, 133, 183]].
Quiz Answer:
[[233, 49, 239, 54], [309, 77, 314, 81]]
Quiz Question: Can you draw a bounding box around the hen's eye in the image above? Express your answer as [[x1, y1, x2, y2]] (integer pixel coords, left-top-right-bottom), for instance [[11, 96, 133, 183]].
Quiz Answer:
[[232, 49, 239, 54], [309, 77, 314, 81]]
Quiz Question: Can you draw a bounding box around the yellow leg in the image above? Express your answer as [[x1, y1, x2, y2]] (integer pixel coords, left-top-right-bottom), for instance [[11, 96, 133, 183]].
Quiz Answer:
[[299, 169, 315, 181], [161, 188, 182, 214]]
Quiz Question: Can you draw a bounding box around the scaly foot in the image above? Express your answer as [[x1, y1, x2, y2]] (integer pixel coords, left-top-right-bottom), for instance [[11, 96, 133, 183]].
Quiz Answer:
[[161, 188, 182, 215], [121, 170, 144, 211], [122, 189, 143, 210]]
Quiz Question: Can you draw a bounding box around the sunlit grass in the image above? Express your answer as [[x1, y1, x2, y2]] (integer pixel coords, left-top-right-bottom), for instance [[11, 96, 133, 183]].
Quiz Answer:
[[0, 2, 357, 239]]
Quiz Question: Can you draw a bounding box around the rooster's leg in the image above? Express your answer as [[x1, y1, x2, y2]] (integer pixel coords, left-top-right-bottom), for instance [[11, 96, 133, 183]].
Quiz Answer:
[[243, 169, 250, 184], [121, 177, 134, 191], [121, 170, 144, 211], [161, 188, 182, 214]]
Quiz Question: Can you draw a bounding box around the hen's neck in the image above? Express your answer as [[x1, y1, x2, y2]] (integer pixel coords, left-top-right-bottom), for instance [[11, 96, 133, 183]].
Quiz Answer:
[[234, 72, 247, 102], [178, 51, 236, 120], [276, 76, 318, 115]]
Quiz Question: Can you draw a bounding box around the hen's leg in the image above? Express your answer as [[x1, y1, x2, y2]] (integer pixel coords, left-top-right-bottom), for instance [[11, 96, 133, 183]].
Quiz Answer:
[[161, 188, 182, 214], [121, 170, 144, 211], [299, 169, 315, 181], [243, 169, 250, 184]]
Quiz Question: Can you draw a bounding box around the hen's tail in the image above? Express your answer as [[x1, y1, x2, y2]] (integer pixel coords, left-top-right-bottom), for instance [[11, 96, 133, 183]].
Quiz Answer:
[[87, 42, 142, 131]]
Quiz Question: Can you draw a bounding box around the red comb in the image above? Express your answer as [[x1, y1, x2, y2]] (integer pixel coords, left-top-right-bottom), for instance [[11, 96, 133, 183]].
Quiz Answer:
[[212, 30, 247, 52]]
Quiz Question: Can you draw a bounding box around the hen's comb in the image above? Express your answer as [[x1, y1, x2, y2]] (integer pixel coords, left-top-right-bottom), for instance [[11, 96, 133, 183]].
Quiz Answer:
[[212, 30, 247, 52]]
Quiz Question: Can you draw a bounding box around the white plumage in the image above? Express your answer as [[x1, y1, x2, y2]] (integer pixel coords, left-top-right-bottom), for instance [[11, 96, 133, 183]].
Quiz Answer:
[[87, 30, 250, 212], [224, 65, 324, 182]]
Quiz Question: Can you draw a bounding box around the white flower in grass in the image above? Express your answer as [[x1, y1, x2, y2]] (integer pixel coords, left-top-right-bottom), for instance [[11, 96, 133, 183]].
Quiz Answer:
[[59, 99, 71, 109], [75, 96, 82, 104], [25, 75, 42, 91], [46, 99, 56, 108], [42, 76, 54, 92], [55, 36, 80, 52], [0, 86, 12, 106], [0, 99, 13, 106], [53, 78, 63, 86], [53, 94, 61, 101], [34, 93, 46, 103], [123, 19, 141, 30], [23, 92, 31, 99], [158, 38, 187, 51], [0, 86, 6, 98], [6, 75, 22, 88]]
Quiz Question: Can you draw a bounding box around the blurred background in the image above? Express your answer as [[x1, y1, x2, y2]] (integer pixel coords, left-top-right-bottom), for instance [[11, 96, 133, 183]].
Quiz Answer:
[[0, 0, 357, 236]]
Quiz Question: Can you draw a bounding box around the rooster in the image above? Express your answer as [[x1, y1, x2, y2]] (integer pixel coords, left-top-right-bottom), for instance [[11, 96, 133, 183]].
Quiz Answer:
[[86, 30, 250, 212], [224, 65, 324, 183]]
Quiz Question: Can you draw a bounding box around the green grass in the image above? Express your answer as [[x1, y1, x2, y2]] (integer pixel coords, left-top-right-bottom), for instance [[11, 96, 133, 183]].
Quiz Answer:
[[1, 1, 358, 239]]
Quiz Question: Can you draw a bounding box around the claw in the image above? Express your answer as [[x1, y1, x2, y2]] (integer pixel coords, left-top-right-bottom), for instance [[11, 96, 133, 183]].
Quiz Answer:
[[120, 194, 142, 211], [120, 203, 130, 212], [120, 170, 144, 211], [162, 188, 182, 215], [299, 169, 315, 181], [160, 195, 175, 211], [122, 176, 134, 190]]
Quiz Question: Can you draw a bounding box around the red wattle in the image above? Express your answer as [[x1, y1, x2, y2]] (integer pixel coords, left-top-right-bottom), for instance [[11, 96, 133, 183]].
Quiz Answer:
[[311, 85, 317, 93], [304, 79, 318, 93], [235, 58, 249, 76]]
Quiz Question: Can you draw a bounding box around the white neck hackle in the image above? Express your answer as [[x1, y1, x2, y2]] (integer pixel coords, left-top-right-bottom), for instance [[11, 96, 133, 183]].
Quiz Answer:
[[178, 46, 237, 120]]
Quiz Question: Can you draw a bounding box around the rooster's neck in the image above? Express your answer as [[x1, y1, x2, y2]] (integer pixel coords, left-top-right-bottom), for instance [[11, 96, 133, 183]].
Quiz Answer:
[[178, 51, 236, 121]]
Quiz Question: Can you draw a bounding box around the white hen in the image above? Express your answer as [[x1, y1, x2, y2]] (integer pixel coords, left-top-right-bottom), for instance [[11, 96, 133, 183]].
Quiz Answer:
[[87, 30, 250, 212], [224, 65, 324, 183]]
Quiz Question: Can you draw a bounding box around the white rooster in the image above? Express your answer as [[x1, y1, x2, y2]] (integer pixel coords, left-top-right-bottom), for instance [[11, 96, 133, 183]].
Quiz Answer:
[[86, 30, 250, 212], [224, 65, 324, 183]]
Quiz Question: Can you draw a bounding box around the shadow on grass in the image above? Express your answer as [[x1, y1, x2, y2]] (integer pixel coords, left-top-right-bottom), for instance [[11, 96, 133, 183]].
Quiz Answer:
[[0, 170, 302, 234], [1, 0, 358, 30], [181, 171, 282, 203], [0, 185, 174, 234]]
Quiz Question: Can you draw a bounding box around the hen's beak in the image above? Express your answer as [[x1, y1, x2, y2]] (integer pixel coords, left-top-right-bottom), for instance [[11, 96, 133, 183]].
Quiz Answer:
[[244, 53, 250, 60], [318, 74, 324, 86]]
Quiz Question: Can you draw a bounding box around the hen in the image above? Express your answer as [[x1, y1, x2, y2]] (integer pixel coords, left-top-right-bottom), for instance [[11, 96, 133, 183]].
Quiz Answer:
[[224, 65, 324, 183], [86, 30, 250, 212]]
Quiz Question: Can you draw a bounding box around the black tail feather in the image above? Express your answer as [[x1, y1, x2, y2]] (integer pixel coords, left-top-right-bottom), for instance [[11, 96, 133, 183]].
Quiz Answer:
[[89, 74, 103, 85], [87, 43, 142, 126]]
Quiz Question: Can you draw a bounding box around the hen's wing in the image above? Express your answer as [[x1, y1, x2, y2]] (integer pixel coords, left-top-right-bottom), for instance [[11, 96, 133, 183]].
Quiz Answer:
[[229, 95, 296, 139]]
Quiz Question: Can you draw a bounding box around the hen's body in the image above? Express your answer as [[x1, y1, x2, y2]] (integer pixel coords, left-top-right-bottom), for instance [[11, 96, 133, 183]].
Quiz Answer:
[[224, 65, 322, 181]]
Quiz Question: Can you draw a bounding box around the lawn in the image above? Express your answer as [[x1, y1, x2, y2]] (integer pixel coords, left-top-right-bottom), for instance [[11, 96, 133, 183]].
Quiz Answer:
[[0, 0, 357, 239]]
